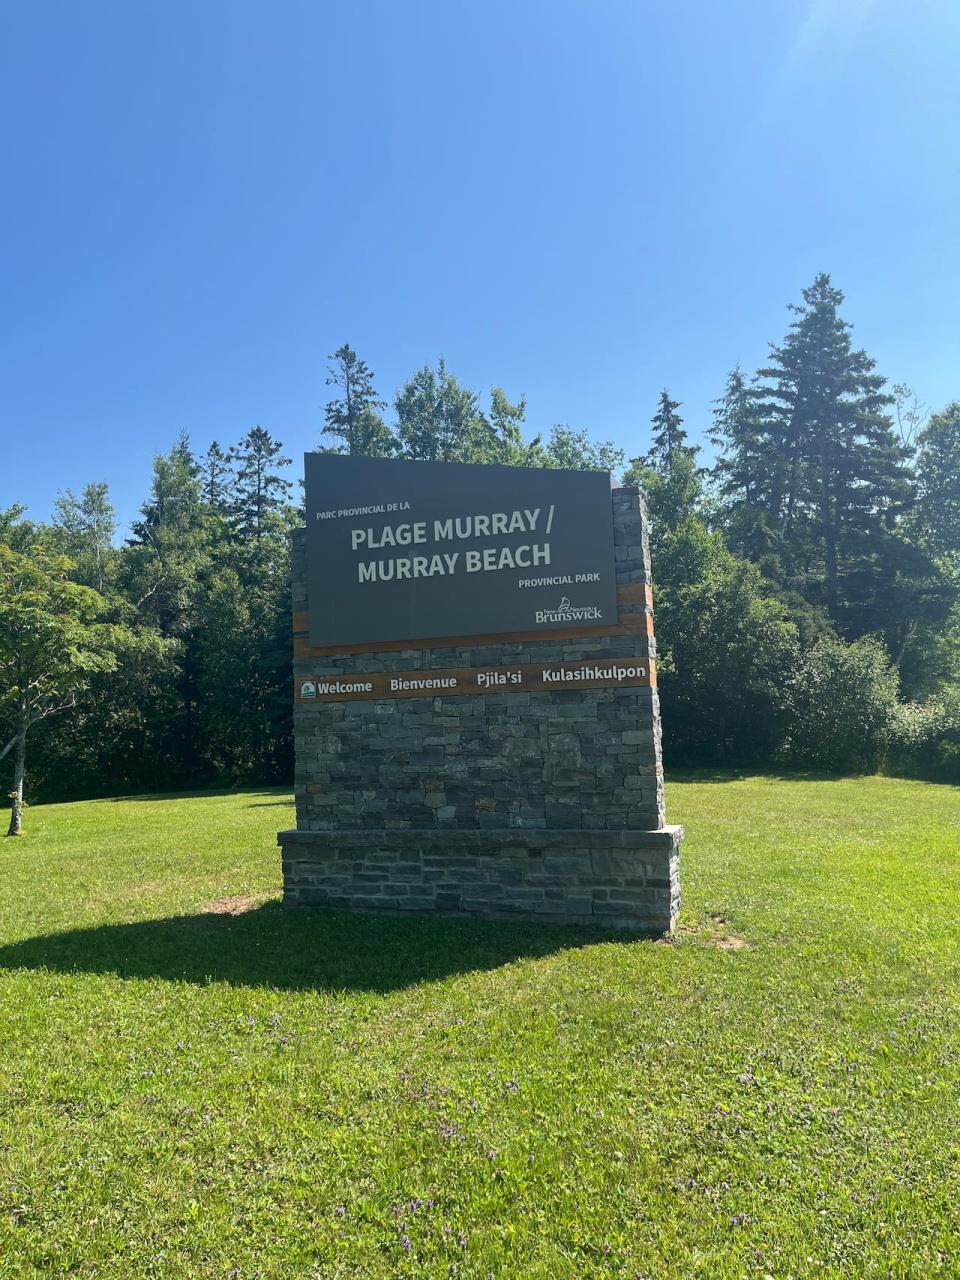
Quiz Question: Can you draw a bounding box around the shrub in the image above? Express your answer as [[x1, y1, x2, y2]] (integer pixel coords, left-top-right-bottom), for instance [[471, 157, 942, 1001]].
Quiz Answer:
[[885, 691, 960, 782], [785, 637, 900, 773], [653, 516, 801, 763]]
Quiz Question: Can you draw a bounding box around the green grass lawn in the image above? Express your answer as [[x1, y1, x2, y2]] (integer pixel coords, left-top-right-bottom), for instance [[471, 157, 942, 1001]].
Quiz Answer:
[[1, 776, 959, 1278]]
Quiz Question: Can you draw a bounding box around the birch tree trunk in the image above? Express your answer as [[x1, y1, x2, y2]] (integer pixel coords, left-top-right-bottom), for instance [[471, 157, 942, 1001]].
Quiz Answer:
[[6, 732, 26, 837]]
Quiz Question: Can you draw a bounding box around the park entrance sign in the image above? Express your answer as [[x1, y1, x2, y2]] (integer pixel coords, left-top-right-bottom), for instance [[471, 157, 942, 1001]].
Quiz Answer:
[[303, 454, 618, 647], [279, 454, 682, 934]]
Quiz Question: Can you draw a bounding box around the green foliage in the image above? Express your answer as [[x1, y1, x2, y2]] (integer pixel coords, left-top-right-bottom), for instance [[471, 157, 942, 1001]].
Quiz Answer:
[[479, 387, 542, 466], [716, 275, 915, 629], [26, 425, 296, 801], [650, 511, 800, 762], [885, 690, 960, 781], [785, 636, 901, 773], [322, 344, 395, 457], [914, 400, 960, 562], [624, 451, 703, 532], [395, 357, 489, 462], [50, 482, 116, 592], [191, 557, 293, 786], [228, 426, 293, 543], [30, 624, 181, 802], [125, 435, 210, 636], [641, 389, 697, 475], [708, 366, 780, 565], [8, 313, 959, 796], [628, 456, 800, 763], [0, 537, 124, 831], [1, 779, 960, 1275], [201, 440, 232, 513], [0, 544, 119, 722], [702, 275, 959, 756], [537, 424, 624, 473]]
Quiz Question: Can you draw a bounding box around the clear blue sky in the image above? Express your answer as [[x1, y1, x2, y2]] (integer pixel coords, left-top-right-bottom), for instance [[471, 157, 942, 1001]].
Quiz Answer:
[[2, 0, 958, 533]]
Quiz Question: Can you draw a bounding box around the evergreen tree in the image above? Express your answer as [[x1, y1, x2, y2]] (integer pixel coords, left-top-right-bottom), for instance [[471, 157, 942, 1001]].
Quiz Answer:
[[126, 434, 209, 635], [623, 450, 701, 534], [643, 390, 696, 475], [323, 344, 395, 457], [202, 441, 233, 512], [229, 427, 292, 543], [915, 402, 960, 562], [121, 436, 215, 783], [752, 273, 909, 623]]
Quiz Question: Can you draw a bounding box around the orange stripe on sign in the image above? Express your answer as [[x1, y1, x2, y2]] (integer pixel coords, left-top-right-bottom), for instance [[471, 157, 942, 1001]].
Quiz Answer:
[[616, 582, 654, 606]]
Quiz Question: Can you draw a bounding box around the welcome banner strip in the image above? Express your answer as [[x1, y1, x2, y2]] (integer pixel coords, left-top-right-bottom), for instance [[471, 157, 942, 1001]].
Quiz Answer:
[[295, 658, 656, 704]]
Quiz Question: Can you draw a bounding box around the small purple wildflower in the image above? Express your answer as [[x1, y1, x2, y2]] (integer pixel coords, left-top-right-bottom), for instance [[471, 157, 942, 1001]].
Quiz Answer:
[[334, 1205, 346, 1218], [401, 1234, 412, 1253]]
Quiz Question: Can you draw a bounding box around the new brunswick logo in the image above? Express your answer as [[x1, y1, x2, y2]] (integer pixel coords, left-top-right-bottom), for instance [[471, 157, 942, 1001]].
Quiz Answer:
[[535, 596, 603, 625]]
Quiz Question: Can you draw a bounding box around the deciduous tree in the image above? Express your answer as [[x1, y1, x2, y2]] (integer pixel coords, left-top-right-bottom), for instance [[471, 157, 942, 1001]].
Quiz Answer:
[[0, 543, 120, 834], [51, 482, 116, 593], [395, 358, 490, 462]]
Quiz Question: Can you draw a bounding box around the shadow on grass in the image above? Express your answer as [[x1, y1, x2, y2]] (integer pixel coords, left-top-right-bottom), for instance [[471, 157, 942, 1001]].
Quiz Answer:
[[667, 766, 861, 785], [106, 787, 293, 804], [0, 903, 625, 994]]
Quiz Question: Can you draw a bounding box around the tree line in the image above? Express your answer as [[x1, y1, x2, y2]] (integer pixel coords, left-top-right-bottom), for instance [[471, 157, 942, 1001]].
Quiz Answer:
[[3, 272, 959, 830]]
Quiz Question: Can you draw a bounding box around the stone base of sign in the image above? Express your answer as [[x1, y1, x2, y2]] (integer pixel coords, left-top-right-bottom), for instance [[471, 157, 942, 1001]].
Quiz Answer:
[[278, 825, 682, 934]]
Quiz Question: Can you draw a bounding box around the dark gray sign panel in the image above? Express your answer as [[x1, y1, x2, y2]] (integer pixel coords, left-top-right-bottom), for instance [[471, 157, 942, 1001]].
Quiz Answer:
[[303, 454, 618, 647]]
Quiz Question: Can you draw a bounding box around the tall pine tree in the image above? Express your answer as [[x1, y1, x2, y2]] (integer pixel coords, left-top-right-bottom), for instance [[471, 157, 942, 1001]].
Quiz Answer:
[[915, 402, 960, 562], [643, 390, 697, 475], [202, 441, 233, 513], [229, 427, 292, 543], [323, 344, 395, 457], [740, 274, 911, 625]]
